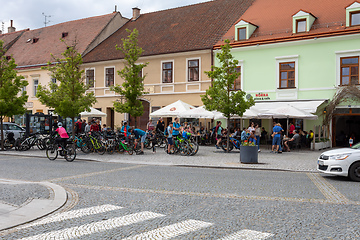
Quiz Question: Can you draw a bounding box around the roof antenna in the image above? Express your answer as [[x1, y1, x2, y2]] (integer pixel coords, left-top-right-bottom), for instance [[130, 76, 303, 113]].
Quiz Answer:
[[42, 12, 51, 27]]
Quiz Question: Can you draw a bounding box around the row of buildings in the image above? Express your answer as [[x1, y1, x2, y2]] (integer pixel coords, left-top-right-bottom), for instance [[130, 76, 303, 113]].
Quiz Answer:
[[1, 0, 360, 146]]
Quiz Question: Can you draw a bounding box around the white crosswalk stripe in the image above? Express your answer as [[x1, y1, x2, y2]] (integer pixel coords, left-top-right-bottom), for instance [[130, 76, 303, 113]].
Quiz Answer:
[[16, 204, 274, 239], [122, 219, 213, 239], [22, 204, 123, 228], [19, 211, 165, 240], [219, 229, 274, 240]]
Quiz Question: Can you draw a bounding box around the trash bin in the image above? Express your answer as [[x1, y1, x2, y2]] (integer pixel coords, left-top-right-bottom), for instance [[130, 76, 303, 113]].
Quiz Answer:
[[240, 145, 258, 163]]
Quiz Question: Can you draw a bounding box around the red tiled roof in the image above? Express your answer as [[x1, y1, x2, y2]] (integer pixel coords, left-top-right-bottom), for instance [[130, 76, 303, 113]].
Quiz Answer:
[[5, 12, 118, 68], [0, 30, 27, 50], [216, 0, 360, 48], [83, 0, 255, 63]]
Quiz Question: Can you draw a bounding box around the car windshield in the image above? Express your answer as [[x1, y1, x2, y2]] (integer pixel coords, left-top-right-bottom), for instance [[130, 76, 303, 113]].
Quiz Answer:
[[351, 142, 360, 149]]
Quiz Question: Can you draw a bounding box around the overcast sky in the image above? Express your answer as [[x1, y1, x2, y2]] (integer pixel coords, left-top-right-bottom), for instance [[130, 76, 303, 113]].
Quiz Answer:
[[1, 0, 211, 33]]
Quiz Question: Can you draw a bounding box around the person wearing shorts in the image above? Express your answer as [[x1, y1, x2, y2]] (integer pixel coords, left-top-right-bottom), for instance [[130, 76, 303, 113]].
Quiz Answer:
[[166, 122, 173, 154], [131, 128, 147, 155]]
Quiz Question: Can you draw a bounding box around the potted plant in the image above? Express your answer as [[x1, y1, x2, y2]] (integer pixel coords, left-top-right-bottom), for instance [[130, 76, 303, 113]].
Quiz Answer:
[[240, 140, 258, 164]]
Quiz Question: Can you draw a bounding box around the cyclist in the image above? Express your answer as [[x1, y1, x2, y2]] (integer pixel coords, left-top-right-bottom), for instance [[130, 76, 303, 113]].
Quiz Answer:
[[54, 122, 69, 149], [130, 128, 147, 155]]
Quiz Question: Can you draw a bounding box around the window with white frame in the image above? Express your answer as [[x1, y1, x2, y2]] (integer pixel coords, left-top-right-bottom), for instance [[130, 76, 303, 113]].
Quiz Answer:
[[51, 78, 57, 84], [276, 55, 298, 90], [86, 69, 95, 88], [188, 59, 199, 82], [105, 67, 114, 87], [340, 56, 359, 85], [346, 2, 360, 27], [162, 61, 173, 83], [232, 66, 242, 90], [33, 79, 38, 96]]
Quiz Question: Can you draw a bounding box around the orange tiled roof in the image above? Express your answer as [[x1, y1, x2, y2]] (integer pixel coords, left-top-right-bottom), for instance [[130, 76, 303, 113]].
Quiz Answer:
[[5, 12, 119, 69], [83, 0, 255, 63], [216, 0, 360, 48]]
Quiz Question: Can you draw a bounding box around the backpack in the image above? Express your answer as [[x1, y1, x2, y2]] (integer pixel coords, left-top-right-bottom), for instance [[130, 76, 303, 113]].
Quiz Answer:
[[164, 127, 168, 137]]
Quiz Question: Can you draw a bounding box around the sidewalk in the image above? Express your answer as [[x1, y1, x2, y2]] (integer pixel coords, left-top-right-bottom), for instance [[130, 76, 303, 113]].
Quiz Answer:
[[0, 145, 325, 231]]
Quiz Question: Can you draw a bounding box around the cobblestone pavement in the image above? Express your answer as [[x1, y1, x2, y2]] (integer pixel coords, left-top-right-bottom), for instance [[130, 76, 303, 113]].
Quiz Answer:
[[0, 145, 323, 172], [1, 148, 359, 239]]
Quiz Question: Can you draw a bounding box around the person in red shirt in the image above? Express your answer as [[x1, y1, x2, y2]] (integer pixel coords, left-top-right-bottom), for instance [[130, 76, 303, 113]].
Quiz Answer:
[[74, 119, 82, 134], [90, 121, 99, 132]]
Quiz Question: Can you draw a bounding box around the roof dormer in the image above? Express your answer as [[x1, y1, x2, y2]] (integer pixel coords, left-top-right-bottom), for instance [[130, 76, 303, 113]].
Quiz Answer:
[[235, 20, 257, 41], [346, 2, 360, 27], [292, 10, 316, 33]]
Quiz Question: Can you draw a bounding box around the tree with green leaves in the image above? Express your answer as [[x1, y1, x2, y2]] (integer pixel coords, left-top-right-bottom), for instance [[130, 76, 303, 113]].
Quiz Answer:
[[111, 29, 148, 128], [37, 41, 97, 137], [201, 40, 254, 152], [0, 40, 28, 150]]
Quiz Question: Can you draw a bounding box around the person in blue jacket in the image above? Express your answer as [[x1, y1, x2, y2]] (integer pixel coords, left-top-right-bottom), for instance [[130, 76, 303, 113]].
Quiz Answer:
[[272, 123, 283, 153], [130, 128, 147, 155]]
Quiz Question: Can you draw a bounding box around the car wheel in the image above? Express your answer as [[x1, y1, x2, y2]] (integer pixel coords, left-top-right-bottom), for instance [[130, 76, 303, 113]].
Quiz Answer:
[[348, 162, 360, 182]]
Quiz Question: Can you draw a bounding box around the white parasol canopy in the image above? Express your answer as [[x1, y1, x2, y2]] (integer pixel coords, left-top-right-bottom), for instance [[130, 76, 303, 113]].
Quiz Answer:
[[178, 106, 226, 119], [258, 104, 318, 120], [150, 100, 195, 117], [80, 107, 107, 118]]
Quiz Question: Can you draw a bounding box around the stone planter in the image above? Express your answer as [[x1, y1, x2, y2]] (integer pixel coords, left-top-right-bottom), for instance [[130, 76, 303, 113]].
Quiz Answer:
[[240, 145, 258, 164]]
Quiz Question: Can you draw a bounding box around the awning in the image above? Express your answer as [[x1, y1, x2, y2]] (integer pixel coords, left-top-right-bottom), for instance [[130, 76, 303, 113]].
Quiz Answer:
[[252, 100, 326, 115], [178, 106, 226, 119], [239, 100, 326, 119]]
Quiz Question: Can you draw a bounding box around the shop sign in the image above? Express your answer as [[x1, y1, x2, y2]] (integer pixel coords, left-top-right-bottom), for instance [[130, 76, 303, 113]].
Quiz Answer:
[[253, 93, 270, 101]]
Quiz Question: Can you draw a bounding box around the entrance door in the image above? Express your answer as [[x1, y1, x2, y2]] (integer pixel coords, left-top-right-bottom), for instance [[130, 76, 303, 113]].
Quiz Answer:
[[333, 115, 360, 147], [129, 100, 150, 130]]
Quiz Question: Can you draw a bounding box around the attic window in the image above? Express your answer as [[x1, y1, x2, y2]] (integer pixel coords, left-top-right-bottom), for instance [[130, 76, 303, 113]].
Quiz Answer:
[[238, 28, 247, 40], [296, 19, 307, 33], [235, 20, 257, 41], [292, 10, 316, 33], [62, 32, 68, 38], [351, 11, 360, 26], [32, 38, 39, 43], [346, 2, 360, 27]]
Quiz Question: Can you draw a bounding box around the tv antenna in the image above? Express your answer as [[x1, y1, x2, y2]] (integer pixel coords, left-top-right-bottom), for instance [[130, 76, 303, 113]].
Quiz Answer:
[[42, 12, 51, 27]]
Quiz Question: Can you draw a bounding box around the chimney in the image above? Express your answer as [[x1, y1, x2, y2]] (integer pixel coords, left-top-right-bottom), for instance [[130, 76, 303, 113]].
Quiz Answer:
[[8, 20, 16, 33], [132, 7, 140, 21]]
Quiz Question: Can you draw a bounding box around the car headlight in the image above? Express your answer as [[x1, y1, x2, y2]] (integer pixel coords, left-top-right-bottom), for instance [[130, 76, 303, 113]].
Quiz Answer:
[[329, 154, 351, 160]]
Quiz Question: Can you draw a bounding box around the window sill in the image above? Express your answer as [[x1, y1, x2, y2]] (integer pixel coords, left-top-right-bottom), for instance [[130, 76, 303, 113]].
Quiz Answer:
[[277, 87, 297, 90]]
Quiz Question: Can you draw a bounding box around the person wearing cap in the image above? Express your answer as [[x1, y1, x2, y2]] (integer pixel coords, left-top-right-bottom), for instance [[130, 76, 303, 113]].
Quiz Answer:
[[54, 122, 69, 148]]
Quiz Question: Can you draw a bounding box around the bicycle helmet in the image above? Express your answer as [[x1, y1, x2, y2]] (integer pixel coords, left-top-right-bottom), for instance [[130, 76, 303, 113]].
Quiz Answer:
[[58, 122, 63, 127]]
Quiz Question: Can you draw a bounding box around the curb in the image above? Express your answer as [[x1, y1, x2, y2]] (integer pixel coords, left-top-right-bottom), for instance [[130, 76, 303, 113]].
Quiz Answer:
[[0, 180, 67, 231]]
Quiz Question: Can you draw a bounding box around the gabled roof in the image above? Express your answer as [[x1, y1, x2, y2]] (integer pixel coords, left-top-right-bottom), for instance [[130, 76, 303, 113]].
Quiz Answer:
[[216, 0, 360, 48], [83, 0, 255, 63], [0, 30, 27, 51], [5, 12, 121, 69]]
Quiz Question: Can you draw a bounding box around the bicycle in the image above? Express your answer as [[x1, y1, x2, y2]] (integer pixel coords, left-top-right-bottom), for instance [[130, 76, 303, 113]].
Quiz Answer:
[[16, 133, 46, 151], [115, 134, 134, 155], [46, 138, 76, 162], [165, 135, 192, 156], [85, 132, 106, 155], [220, 136, 241, 152]]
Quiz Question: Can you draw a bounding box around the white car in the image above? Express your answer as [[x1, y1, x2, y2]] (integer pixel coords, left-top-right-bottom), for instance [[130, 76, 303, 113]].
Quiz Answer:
[[2, 122, 26, 139], [318, 143, 360, 182]]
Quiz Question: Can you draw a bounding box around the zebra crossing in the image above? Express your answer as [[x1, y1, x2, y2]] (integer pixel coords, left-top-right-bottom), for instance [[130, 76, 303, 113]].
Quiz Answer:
[[17, 204, 274, 239]]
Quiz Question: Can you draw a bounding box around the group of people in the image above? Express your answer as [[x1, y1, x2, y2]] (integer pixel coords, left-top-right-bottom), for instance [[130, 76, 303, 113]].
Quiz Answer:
[[270, 122, 314, 153]]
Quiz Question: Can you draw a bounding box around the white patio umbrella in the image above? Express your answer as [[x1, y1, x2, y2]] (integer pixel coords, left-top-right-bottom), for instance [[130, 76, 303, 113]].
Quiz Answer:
[[80, 107, 107, 118], [178, 106, 226, 119], [258, 104, 318, 134], [150, 100, 195, 117]]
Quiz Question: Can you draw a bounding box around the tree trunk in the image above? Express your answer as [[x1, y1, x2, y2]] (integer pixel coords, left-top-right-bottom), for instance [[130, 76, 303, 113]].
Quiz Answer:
[[0, 118, 4, 151], [226, 117, 230, 153], [71, 117, 75, 138]]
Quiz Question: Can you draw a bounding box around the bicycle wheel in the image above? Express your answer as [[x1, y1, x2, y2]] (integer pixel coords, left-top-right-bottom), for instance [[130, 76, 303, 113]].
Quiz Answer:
[[144, 138, 152, 149], [221, 140, 234, 152], [46, 145, 58, 160], [64, 145, 76, 162], [188, 141, 199, 156], [95, 142, 106, 155], [157, 137, 167, 148], [134, 142, 142, 154], [36, 139, 46, 150], [179, 141, 190, 156]]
